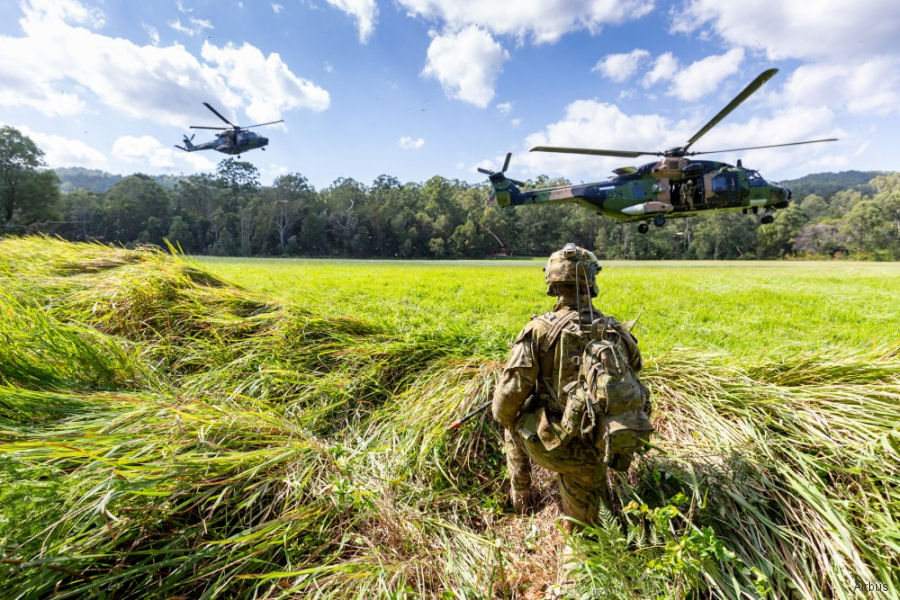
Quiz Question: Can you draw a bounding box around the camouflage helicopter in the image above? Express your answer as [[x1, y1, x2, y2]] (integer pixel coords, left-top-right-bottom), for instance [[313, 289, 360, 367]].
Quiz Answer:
[[481, 69, 837, 233], [175, 102, 283, 157]]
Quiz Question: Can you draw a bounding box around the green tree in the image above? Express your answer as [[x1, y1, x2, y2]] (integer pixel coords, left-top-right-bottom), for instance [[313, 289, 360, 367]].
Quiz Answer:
[[0, 126, 59, 228], [757, 203, 807, 258], [102, 174, 171, 244], [799, 194, 828, 221]]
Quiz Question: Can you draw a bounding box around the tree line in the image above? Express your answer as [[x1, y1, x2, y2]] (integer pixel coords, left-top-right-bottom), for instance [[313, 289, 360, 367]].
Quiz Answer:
[[2, 126, 899, 260]]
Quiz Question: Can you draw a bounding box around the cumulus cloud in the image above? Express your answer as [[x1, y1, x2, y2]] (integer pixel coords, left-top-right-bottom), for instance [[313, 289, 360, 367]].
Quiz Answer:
[[323, 0, 378, 43], [398, 136, 425, 149], [643, 52, 678, 88], [16, 125, 107, 168], [592, 49, 649, 82], [398, 0, 654, 44], [517, 100, 683, 177], [422, 26, 509, 108], [113, 134, 215, 171], [496, 101, 512, 115], [202, 42, 331, 122], [670, 0, 900, 61], [25, 0, 105, 28], [272, 3, 283, 13], [782, 58, 900, 116], [668, 48, 744, 101], [405, 0, 655, 107], [668, 0, 900, 124], [0, 0, 330, 125], [637, 49, 744, 101], [511, 99, 841, 180]]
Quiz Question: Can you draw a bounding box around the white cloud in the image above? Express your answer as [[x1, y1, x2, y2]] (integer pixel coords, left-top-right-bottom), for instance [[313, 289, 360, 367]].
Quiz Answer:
[[0, 1, 330, 125], [113, 134, 215, 172], [201, 42, 331, 122], [510, 99, 841, 181], [668, 1, 900, 119], [169, 17, 213, 37], [782, 58, 900, 116], [638, 49, 744, 101], [398, 0, 654, 44], [668, 48, 744, 101], [592, 49, 649, 82], [143, 24, 160, 45], [422, 26, 509, 108], [510, 118, 522, 128], [272, 3, 284, 13], [25, 0, 105, 29], [323, 0, 378, 43], [399, 136, 425, 149], [496, 101, 512, 114], [16, 125, 107, 168], [670, 0, 900, 61], [517, 100, 682, 178], [643, 52, 677, 88]]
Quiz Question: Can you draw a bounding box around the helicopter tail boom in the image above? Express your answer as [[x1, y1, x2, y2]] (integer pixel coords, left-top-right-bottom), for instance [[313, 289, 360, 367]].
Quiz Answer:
[[175, 134, 196, 152]]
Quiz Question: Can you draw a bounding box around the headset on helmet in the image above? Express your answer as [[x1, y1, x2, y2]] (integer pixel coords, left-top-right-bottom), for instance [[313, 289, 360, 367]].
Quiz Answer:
[[543, 242, 602, 297]]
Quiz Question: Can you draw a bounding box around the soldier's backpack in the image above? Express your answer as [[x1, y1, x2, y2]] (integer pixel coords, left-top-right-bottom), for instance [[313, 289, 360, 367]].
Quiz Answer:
[[554, 314, 654, 471]]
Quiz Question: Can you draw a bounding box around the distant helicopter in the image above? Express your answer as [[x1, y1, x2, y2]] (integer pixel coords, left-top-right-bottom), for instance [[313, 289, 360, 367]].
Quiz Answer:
[[175, 102, 283, 157], [481, 69, 837, 233]]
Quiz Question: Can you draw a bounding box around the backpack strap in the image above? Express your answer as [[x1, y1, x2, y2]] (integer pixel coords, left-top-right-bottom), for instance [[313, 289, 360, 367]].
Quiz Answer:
[[545, 309, 579, 346]]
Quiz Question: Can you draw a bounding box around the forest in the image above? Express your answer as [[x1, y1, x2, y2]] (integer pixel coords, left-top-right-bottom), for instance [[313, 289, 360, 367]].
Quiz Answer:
[[3, 126, 899, 260]]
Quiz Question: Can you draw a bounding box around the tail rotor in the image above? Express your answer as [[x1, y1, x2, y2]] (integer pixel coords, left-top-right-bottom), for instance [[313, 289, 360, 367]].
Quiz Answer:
[[478, 152, 525, 186]]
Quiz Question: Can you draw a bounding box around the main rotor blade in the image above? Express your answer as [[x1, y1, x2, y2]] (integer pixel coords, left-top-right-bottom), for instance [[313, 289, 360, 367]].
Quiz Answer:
[[190, 126, 229, 130], [689, 138, 839, 155], [203, 102, 235, 127], [246, 120, 285, 128], [530, 146, 659, 158], [501, 152, 511, 172], [684, 68, 778, 152]]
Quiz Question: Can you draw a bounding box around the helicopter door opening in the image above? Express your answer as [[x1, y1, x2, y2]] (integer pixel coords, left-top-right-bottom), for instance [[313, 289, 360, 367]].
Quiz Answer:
[[671, 177, 704, 211]]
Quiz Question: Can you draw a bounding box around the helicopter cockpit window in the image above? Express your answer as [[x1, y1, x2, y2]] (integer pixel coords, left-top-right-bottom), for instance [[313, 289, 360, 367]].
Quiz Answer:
[[747, 170, 767, 187], [711, 172, 737, 192]]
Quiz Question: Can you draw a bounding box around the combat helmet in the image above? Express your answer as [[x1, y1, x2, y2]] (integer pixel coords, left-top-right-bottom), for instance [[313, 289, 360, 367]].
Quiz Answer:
[[544, 242, 602, 297]]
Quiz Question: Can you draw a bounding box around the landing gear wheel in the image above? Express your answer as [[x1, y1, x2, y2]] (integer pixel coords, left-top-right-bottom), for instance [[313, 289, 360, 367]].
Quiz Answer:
[[760, 214, 774, 224], [653, 214, 666, 227], [637, 223, 649, 234]]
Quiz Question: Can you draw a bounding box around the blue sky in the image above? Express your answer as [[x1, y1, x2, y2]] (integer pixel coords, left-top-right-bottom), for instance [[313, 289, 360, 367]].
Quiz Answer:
[[1, 0, 898, 189]]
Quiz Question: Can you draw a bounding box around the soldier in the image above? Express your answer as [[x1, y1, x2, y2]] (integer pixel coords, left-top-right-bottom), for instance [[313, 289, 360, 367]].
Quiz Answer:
[[492, 243, 647, 536]]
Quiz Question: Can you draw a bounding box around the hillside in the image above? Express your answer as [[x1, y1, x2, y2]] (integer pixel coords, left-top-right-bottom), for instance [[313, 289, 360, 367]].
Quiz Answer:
[[777, 170, 887, 201], [55, 167, 187, 193]]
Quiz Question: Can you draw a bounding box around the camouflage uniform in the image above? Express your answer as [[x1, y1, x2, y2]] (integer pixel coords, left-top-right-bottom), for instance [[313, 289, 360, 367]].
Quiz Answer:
[[492, 245, 642, 530]]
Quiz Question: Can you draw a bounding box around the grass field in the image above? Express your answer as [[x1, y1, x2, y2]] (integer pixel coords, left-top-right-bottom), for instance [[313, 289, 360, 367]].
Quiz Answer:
[[1, 237, 898, 599], [198, 256, 899, 359]]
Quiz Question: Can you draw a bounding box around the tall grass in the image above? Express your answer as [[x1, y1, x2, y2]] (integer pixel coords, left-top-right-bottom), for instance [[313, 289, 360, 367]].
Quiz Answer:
[[1, 236, 898, 599]]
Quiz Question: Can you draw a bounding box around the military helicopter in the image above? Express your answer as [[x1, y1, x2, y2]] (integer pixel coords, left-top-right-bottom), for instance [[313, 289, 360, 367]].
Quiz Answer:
[[175, 102, 283, 156], [481, 69, 837, 233]]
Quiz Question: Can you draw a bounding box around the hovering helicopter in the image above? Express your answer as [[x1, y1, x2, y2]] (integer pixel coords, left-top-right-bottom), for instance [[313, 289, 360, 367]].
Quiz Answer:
[[481, 69, 837, 233], [175, 102, 283, 157]]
